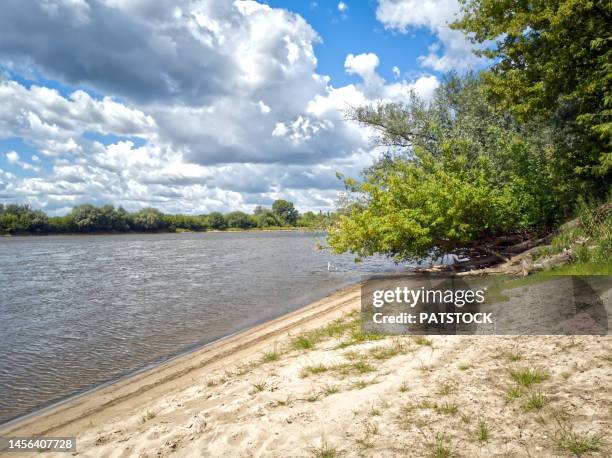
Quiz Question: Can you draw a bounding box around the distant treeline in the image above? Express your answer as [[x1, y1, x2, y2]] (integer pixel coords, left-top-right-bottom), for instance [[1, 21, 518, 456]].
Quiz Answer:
[[0, 200, 335, 235]]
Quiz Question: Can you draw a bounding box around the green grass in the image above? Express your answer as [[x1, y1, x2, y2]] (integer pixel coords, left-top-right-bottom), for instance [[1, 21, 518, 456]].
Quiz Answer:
[[322, 318, 355, 337], [458, 363, 472, 371], [300, 363, 329, 378], [504, 351, 522, 362], [425, 433, 452, 458], [476, 420, 490, 443], [343, 349, 367, 361], [413, 336, 433, 346], [352, 378, 378, 389], [548, 260, 612, 275], [522, 391, 547, 411], [261, 350, 281, 363], [549, 199, 611, 270], [554, 430, 603, 455], [368, 340, 408, 360], [399, 381, 410, 392], [509, 368, 549, 388], [251, 381, 267, 392], [293, 334, 318, 350], [505, 386, 523, 402], [434, 402, 459, 416], [436, 382, 456, 396], [321, 384, 340, 396], [309, 441, 338, 458], [336, 329, 385, 348], [333, 361, 375, 376]]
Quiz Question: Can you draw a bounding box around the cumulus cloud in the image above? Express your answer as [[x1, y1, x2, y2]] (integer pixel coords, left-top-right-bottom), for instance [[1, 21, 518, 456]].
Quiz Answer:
[[376, 0, 486, 71], [345, 53, 384, 89], [5, 150, 40, 171], [0, 0, 440, 214], [0, 79, 155, 157]]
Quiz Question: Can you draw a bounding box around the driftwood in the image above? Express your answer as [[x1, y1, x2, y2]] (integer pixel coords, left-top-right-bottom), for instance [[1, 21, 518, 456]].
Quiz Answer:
[[502, 234, 554, 254], [416, 232, 576, 277], [455, 247, 573, 277], [419, 205, 609, 276]]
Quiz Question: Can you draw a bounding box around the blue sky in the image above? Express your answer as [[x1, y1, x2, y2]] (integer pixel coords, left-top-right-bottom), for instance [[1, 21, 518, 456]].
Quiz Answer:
[[0, 0, 480, 214], [266, 0, 437, 86]]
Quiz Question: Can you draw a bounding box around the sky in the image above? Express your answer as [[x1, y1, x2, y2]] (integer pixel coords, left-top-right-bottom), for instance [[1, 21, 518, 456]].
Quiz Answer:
[[0, 0, 486, 215]]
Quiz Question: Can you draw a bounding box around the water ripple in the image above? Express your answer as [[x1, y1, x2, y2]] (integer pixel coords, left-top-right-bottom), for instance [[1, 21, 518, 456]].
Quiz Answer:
[[0, 231, 403, 423]]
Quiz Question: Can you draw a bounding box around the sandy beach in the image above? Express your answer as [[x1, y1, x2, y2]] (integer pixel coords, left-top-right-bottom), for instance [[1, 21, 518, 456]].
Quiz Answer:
[[2, 284, 611, 457]]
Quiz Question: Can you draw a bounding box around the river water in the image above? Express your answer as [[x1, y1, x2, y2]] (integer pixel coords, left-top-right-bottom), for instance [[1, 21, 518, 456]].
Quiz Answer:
[[0, 231, 403, 424]]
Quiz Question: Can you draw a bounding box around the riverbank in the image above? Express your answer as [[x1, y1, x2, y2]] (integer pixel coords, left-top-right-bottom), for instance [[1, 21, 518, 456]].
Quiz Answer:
[[2, 283, 611, 457]]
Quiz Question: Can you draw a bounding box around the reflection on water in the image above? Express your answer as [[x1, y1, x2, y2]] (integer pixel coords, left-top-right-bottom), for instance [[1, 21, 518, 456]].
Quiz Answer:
[[0, 231, 403, 424]]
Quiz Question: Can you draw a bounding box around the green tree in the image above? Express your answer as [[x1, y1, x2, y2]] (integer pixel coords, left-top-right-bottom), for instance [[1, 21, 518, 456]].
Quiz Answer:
[[130, 207, 166, 231], [328, 74, 565, 261], [0, 204, 49, 234], [207, 211, 227, 230], [254, 209, 282, 228], [453, 0, 612, 183], [70, 204, 104, 232], [225, 211, 256, 229], [272, 199, 298, 226], [297, 211, 334, 228]]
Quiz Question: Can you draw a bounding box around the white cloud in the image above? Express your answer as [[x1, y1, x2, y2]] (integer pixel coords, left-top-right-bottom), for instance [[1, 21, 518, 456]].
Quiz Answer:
[[0, 79, 155, 157], [376, 0, 487, 72], [345, 53, 384, 89], [0, 0, 439, 214], [392, 65, 400, 78], [337, 1, 348, 13], [5, 150, 40, 171], [258, 100, 271, 114], [6, 151, 18, 164]]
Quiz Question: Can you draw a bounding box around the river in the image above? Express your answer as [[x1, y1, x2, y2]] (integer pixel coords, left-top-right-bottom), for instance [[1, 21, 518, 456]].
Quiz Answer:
[[0, 231, 403, 424]]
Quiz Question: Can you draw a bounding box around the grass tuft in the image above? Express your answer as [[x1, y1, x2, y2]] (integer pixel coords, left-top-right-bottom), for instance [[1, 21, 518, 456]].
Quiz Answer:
[[435, 402, 459, 416], [413, 336, 433, 346], [352, 378, 378, 390], [368, 340, 408, 360], [309, 441, 338, 458], [300, 363, 329, 378], [321, 384, 340, 396], [509, 368, 549, 388], [476, 420, 490, 443], [505, 386, 523, 402], [522, 391, 547, 411], [554, 429, 603, 455], [425, 433, 452, 458], [293, 334, 317, 350], [436, 382, 456, 396], [251, 381, 267, 392], [336, 329, 384, 348], [261, 350, 281, 363]]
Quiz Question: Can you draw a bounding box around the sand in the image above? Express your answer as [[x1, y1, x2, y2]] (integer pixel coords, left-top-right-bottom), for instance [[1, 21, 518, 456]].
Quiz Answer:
[[1, 284, 611, 457]]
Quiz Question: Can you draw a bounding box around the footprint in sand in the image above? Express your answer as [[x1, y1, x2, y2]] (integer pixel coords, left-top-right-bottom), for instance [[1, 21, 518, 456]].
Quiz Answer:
[[227, 429, 249, 447]]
